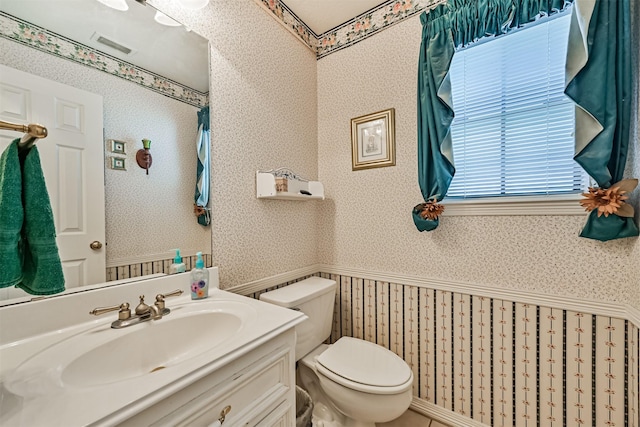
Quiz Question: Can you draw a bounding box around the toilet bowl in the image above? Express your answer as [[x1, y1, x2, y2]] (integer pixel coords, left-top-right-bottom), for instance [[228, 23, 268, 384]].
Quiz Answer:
[[259, 277, 414, 427], [300, 338, 413, 426]]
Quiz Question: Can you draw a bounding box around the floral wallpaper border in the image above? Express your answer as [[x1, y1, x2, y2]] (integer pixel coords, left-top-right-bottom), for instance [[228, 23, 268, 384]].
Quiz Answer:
[[254, 0, 317, 50], [0, 12, 208, 108], [254, 0, 445, 59]]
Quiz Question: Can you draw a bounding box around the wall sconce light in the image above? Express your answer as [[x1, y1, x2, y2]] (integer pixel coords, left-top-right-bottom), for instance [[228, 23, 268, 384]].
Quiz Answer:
[[136, 138, 152, 175], [178, 0, 210, 10], [95, 0, 129, 11]]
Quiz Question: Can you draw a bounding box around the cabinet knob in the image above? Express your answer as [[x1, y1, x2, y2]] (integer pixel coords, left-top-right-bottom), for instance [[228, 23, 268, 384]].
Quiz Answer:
[[90, 240, 103, 250]]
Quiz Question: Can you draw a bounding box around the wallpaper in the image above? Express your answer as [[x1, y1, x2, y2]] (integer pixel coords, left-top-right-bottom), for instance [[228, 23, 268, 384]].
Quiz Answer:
[[243, 273, 639, 426], [320, 272, 639, 427], [316, 14, 639, 307], [152, 0, 320, 289], [0, 39, 211, 268]]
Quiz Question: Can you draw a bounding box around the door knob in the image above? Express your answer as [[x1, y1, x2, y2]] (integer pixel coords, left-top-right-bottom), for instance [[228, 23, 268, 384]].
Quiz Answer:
[[90, 241, 103, 250]]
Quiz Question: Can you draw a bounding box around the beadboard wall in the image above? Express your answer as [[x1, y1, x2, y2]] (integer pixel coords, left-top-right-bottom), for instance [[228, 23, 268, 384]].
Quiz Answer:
[[105, 254, 213, 282], [238, 269, 639, 427]]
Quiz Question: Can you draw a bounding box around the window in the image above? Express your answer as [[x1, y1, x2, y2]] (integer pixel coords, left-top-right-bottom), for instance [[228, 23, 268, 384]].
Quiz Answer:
[[446, 12, 588, 203]]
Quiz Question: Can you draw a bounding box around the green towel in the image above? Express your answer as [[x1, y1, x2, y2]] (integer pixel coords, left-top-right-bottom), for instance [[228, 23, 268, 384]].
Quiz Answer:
[[0, 139, 65, 295], [0, 140, 23, 287]]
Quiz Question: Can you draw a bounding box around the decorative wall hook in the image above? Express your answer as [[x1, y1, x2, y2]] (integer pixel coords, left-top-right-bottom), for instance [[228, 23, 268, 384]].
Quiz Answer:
[[136, 138, 152, 175]]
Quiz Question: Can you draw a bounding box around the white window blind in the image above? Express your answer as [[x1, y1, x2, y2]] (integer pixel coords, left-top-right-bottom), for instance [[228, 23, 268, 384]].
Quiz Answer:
[[447, 12, 587, 199]]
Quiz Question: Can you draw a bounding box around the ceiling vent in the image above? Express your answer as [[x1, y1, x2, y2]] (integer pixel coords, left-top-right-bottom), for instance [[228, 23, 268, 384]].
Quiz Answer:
[[90, 32, 135, 55]]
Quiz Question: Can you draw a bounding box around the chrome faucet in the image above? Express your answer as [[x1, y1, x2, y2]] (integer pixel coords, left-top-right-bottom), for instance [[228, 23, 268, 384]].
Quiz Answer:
[[89, 289, 183, 329]]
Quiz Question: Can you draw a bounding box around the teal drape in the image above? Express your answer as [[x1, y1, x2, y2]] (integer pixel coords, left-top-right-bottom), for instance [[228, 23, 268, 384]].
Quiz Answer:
[[414, 0, 571, 232], [413, 8, 456, 232], [564, 0, 639, 241], [194, 106, 210, 226]]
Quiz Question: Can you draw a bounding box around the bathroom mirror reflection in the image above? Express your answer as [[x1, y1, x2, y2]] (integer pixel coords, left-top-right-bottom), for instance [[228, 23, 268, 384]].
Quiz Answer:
[[0, 0, 211, 305]]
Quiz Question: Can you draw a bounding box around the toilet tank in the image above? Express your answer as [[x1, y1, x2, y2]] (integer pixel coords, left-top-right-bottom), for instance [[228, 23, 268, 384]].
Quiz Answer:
[[260, 277, 337, 361]]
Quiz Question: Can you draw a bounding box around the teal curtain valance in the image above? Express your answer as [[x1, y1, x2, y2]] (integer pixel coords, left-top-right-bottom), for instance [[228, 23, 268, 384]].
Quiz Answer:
[[564, 0, 638, 241], [194, 106, 211, 226], [413, 0, 572, 232]]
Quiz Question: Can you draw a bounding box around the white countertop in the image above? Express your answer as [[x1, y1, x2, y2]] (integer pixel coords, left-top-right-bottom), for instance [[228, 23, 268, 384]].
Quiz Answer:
[[0, 271, 305, 426]]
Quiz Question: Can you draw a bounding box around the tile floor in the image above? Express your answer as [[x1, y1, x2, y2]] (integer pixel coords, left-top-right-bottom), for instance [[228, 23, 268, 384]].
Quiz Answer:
[[376, 409, 450, 427]]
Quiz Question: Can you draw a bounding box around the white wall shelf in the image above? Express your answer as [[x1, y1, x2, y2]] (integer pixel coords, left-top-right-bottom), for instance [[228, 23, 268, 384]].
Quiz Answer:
[[256, 171, 324, 200]]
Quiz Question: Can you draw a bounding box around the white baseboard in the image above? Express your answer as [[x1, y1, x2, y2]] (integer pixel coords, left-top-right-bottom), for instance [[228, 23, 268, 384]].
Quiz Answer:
[[410, 397, 489, 427]]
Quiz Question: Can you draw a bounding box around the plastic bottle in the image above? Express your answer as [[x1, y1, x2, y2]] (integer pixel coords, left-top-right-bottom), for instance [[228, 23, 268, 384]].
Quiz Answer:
[[169, 249, 186, 274], [190, 252, 209, 300]]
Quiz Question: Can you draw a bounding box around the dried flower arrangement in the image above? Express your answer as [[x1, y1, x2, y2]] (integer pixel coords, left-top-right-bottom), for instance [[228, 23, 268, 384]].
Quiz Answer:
[[416, 199, 445, 221], [579, 178, 637, 218], [193, 204, 207, 217]]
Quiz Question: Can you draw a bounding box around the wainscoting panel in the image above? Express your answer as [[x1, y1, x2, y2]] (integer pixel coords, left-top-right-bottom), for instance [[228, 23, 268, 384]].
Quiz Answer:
[[315, 272, 640, 427], [238, 270, 639, 426], [105, 254, 212, 282]]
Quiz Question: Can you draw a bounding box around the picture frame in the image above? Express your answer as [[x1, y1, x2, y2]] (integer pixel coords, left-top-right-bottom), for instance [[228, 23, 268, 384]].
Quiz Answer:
[[108, 139, 127, 155], [350, 108, 395, 171], [109, 156, 126, 171]]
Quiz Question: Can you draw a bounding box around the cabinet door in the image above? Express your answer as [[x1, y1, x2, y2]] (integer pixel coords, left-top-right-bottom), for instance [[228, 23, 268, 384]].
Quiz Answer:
[[255, 401, 294, 427], [117, 330, 296, 427], [180, 349, 290, 426]]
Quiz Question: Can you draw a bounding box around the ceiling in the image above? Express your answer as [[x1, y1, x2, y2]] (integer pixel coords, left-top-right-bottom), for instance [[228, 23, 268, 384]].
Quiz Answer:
[[282, 0, 388, 35]]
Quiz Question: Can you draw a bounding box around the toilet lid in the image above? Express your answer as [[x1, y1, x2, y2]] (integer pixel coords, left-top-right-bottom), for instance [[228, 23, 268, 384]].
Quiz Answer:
[[316, 337, 412, 388]]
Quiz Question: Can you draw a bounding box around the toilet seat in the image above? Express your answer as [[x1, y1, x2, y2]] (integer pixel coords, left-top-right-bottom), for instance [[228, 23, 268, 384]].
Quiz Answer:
[[315, 337, 413, 395]]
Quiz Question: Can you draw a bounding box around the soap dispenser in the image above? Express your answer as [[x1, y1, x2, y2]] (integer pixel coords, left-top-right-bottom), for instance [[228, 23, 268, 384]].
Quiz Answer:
[[169, 249, 186, 274], [190, 252, 209, 300]]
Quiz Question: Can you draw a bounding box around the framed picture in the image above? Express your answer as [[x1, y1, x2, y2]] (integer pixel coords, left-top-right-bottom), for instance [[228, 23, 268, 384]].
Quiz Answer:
[[110, 156, 126, 171], [350, 108, 395, 171], [108, 139, 127, 155]]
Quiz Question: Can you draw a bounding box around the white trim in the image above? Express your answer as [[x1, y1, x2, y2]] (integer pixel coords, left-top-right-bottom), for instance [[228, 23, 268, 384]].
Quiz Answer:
[[317, 264, 632, 321], [225, 264, 319, 296], [442, 194, 586, 216], [628, 304, 640, 330], [224, 264, 640, 328], [410, 397, 490, 427]]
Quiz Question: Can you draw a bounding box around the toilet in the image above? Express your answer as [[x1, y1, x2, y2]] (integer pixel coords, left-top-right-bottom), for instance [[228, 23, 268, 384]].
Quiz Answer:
[[260, 277, 413, 427]]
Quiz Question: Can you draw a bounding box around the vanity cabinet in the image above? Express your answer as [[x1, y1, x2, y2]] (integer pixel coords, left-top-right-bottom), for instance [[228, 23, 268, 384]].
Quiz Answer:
[[119, 329, 296, 427]]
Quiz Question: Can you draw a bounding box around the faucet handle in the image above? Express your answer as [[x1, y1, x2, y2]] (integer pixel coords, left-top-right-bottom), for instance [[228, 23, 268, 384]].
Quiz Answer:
[[155, 289, 183, 310], [90, 302, 131, 320]]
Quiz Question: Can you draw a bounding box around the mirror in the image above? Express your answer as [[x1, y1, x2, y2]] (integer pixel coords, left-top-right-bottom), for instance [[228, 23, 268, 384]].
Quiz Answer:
[[0, 0, 211, 305]]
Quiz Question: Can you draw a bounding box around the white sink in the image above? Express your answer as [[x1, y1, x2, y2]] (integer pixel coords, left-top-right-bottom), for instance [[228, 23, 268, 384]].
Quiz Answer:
[[64, 311, 241, 386], [6, 299, 257, 394]]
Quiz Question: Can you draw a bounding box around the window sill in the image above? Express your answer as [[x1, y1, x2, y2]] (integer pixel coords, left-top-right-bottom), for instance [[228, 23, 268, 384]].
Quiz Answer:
[[441, 194, 586, 216]]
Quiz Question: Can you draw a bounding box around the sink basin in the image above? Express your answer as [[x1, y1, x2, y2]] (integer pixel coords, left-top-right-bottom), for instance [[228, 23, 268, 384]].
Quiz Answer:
[[63, 311, 241, 387], [6, 299, 257, 394]]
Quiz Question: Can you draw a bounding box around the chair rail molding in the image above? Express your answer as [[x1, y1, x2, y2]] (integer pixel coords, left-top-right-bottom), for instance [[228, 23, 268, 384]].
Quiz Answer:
[[226, 263, 638, 327], [318, 264, 636, 325]]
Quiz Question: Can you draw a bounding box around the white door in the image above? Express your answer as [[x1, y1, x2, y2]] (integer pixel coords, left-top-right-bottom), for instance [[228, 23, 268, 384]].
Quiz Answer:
[[0, 64, 105, 298]]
